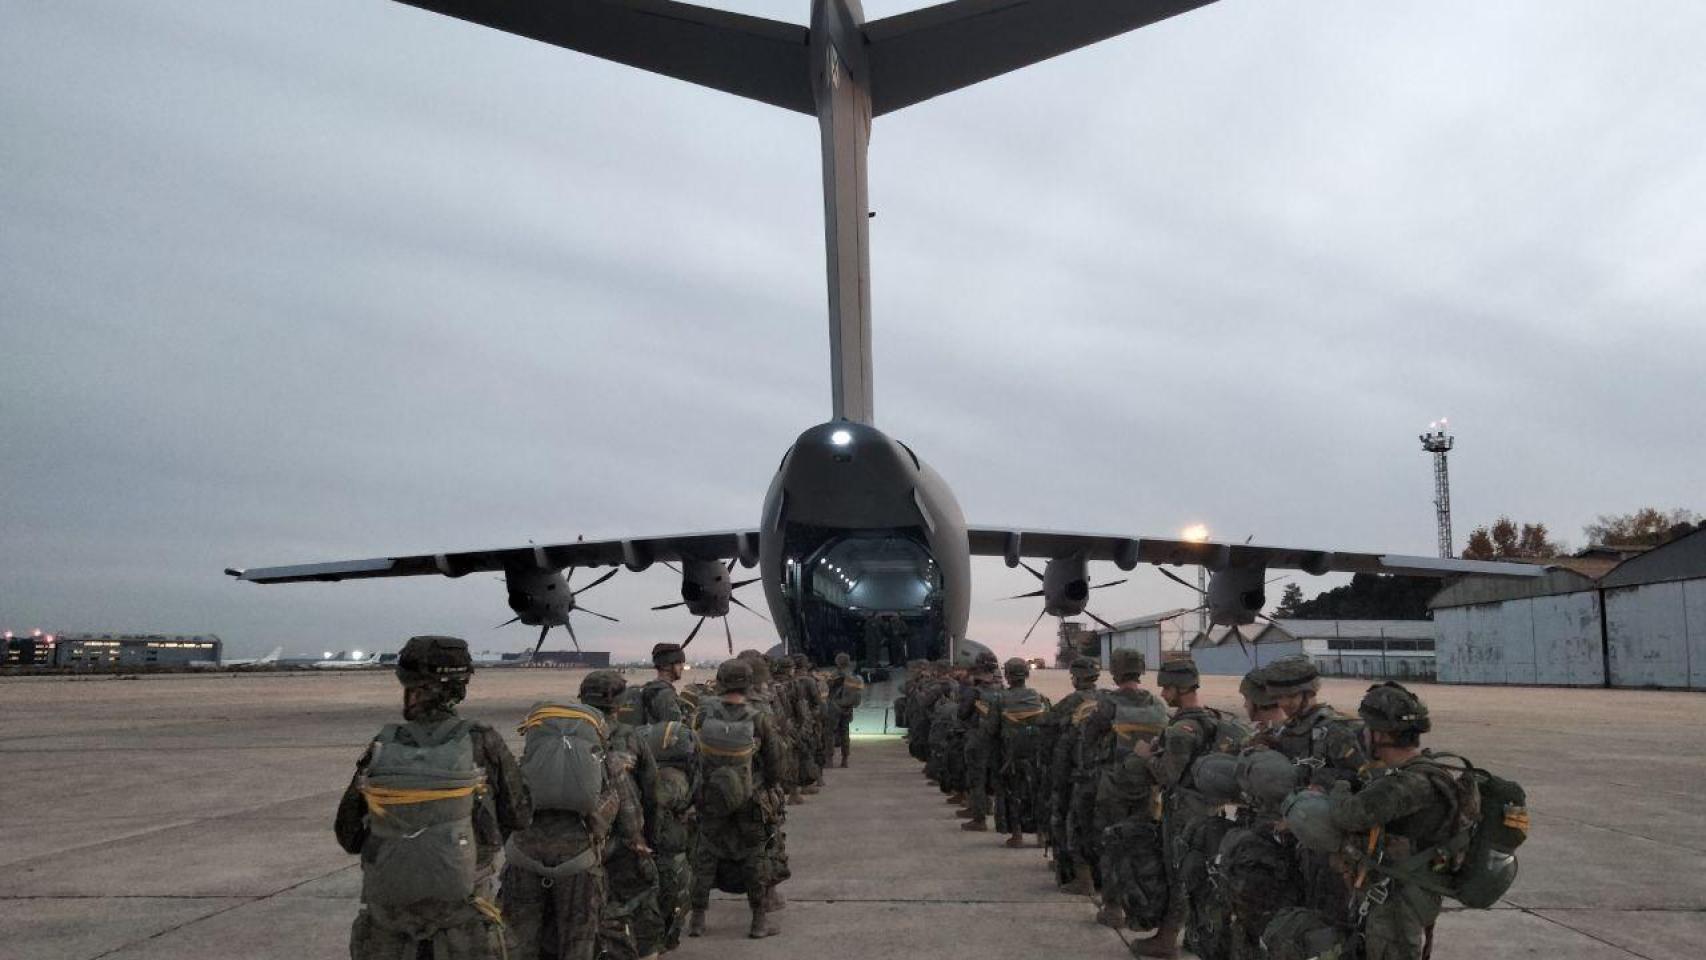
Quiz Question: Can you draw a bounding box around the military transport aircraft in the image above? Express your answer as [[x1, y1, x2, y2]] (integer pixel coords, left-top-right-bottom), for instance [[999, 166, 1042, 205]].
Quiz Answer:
[[226, 0, 1542, 666]]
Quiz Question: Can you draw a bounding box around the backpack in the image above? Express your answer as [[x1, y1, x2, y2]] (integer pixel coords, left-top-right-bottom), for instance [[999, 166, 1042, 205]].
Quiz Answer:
[[1110, 696, 1169, 757], [1373, 753, 1527, 908], [1217, 827, 1302, 915], [517, 702, 607, 816], [358, 718, 484, 907], [641, 719, 697, 770], [615, 683, 666, 727], [833, 672, 865, 710], [698, 707, 757, 818], [999, 687, 1048, 761]]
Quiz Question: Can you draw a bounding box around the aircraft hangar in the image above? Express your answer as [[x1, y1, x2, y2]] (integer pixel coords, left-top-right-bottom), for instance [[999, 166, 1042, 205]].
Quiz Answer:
[[1431, 527, 1706, 689]]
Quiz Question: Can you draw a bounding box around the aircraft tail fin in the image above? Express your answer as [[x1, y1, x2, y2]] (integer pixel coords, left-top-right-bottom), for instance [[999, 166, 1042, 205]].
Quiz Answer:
[[258, 646, 282, 664], [864, 0, 1218, 116], [395, 0, 815, 113]]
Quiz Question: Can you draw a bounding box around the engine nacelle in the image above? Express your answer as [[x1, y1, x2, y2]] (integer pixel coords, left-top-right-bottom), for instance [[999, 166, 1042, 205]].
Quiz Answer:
[[1207, 565, 1267, 626], [1041, 556, 1091, 617], [505, 566, 573, 626], [677, 559, 733, 617]]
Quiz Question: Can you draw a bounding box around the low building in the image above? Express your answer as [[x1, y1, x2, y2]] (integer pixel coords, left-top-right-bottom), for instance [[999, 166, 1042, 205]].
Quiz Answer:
[[4, 635, 58, 666], [509, 650, 612, 668], [1430, 529, 1706, 689], [52, 634, 223, 669], [1097, 608, 1200, 671], [1279, 619, 1438, 682], [1188, 622, 1303, 675]]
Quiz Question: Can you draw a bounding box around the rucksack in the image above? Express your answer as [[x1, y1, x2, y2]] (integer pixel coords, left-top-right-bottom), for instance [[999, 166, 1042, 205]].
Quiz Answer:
[[1373, 752, 1527, 908], [517, 702, 607, 816], [1000, 687, 1048, 761], [358, 718, 484, 907], [641, 719, 697, 770], [698, 707, 757, 818], [615, 683, 668, 728], [1110, 696, 1169, 757], [1217, 827, 1302, 915], [1260, 908, 1354, 960], [832, 672, 865, 710]]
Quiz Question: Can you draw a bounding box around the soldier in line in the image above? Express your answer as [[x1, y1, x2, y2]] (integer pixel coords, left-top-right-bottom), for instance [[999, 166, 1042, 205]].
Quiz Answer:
[[1129, 658, 1250, 959], [1265, 655, 1370, 919], [1079, 648, 1169, 930], [504, 675, 639, 960], [827, 651, 865, 768], [790, 653, 826, 794], [956, 650, 1004, 832], [1042, 655, 1106, 895], [618, 642, 689, 727], [335, 636, 531, 960], [689, 659, 787, 939], [989, 657, 1051, 848], [580, 671, 666, 960], [930, 662, 971, 804], [641, 708, 701, 953]]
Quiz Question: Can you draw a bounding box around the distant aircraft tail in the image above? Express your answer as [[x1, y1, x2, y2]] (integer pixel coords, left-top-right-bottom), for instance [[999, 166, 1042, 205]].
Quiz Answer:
[[257, 646, 282, 664]]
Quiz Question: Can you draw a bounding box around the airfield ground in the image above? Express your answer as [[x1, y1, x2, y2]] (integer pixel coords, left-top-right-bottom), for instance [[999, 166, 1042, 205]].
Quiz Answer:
[[2, 668, 1702, 960]]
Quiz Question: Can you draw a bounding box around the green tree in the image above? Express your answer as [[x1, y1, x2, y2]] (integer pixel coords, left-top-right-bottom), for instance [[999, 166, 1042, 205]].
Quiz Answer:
[[1287, 575, 1441, 620], [1583, 507, 1700, 548], [1272, 582, 1306, 618], [1461, 517, 1563, 561]]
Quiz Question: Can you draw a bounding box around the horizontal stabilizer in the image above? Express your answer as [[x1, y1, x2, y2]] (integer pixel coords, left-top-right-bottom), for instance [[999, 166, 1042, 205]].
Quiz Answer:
[[394, 0, 815, 113], [865, 0, 1219, 116]]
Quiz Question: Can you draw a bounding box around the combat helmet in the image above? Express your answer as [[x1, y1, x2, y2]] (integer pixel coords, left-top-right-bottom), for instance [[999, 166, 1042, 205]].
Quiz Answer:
[[1240, 666, 1280, 708], [1068, 655, 1100, 688], [395, 635, 473, 695], [716, 658, 753, 693], [1157, 657, 1200, 690], [1191, 752, 1242, 804], [651, 642, 686, 668], [1357, 681, 1431, 735], [834, 652, 852, 668], [771, 656, 795, 679], [973, 650, 1000, 675], [1109, 648, 1146, 682], [1262, 655, 1320, 697], [579, 669, 627, 709], [1003, 657, 1030, 680]]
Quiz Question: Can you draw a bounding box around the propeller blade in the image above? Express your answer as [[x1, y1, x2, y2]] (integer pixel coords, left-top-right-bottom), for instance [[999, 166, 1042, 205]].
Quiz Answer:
[[726, 558, 737, 571], [1084, 609, 1117, 632], [574, 568, 619, 596], [723, 617, 733, 655], [565, 566, 575, 587], [1001, 589, 1047, 601], [531, 624, 551, 658], [651, 601, 688, 611], [682, 617, 706, 649], [662, 560, 682, 575], [1019, 561, 1046, 582], [1265, 576, 1289, 586], [1158, 567, 1203, 593], [495, 616, 522, 628], [730, 577, 761, 590], [1023, 608, 1048, 643], [730, 596, 772, 623], [1089, 579, 1129, 590], [564, 620, 581, 653], [578, 607, 620, 623]]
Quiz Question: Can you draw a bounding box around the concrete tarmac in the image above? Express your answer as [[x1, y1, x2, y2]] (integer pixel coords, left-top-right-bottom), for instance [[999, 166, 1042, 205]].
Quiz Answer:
[[2, 668, 1703, 960]]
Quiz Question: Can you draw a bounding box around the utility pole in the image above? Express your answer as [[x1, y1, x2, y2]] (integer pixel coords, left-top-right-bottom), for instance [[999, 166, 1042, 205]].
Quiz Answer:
[[1419, 421, 1455, 559]]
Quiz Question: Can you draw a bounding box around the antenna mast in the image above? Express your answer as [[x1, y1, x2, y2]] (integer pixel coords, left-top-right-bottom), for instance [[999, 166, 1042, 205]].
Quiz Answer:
[[1419, 421, 1455, 559]]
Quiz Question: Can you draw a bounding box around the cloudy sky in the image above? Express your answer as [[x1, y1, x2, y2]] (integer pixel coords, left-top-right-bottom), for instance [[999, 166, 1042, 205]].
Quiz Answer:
[[4, 0, 1703, 661]]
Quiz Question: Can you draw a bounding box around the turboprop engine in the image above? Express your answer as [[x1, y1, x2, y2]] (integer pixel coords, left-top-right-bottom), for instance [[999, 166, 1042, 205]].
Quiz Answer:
[[1206, 565, 1269, 625], [652, 558, 767, 652], [500, 564, 619, 654], [1004, 555, 1126, 641]]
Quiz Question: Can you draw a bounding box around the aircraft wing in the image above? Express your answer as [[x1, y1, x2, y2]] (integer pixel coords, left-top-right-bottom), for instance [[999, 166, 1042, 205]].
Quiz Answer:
[[392, 0, 815, 113], [227, 530, 761, 584], [864, 0, 1221, 115], [965, 527, 1547, 579]]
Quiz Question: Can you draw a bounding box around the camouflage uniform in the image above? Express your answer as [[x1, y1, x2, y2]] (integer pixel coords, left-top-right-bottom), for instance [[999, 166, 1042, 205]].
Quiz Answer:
[[335, 636, 531, 960], [1037, 661, 1105, 893], [957, 651, 1003, 830], [826, 652, 863, 767], [583, 673, 665, 960], [988, 658, 1051, 846], [645, 719, 700, 952], [689, 660, 787, 939], [789, 654, 825, 791], [1267, 655, 1370, 921], [1079, 648, 1168, 930]]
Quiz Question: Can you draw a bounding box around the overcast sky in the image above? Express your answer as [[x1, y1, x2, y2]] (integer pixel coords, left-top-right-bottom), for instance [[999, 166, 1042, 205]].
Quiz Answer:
[[3, 1, 1703, 661]]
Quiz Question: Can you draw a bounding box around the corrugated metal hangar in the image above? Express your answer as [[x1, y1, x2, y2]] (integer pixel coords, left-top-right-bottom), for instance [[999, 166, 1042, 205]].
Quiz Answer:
[[1431, 528, 1706, 689]]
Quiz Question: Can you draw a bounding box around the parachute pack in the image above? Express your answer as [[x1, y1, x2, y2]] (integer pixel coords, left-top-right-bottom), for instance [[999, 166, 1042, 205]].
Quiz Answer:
[[358, 718, 485, 907], [517, 702, 608, 816], [1373, 752, 1529, 909], [832, 672, 866, 710], [999, 687, 1048, 761], [698, 707, 758, 818]]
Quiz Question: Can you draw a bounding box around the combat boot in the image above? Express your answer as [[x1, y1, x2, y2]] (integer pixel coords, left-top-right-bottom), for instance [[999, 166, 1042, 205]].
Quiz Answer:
[[960, 817, 989, 832], [1131, 920, 1181, 959], [788, 786, 803, 804], [803, 783, 821, 795], [687, 910, 706, 938], [1004, 832, 1026, 849], [946, 792, 966, 805], [839, 749, 849, 768], [955, 807, 980, 819], [748, 907, 779, 939], [1060, 870, 1095, 896], [1096, 901, 1125, 929], [765, 886, 787, 912]]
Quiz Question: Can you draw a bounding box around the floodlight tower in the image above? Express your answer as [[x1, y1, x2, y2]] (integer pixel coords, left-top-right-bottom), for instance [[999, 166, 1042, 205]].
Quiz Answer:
[[1419, 421, 1455, 559]]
